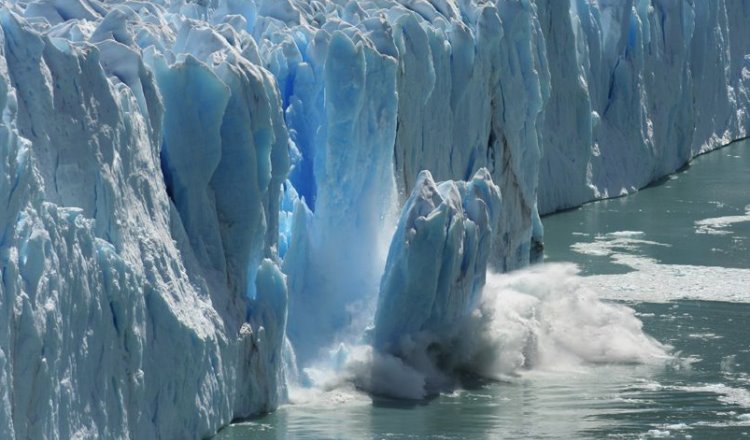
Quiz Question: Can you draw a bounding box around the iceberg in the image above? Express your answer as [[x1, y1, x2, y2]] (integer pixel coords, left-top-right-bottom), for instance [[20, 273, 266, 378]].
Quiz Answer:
[[372, 169, 501, 391], [374, 169, 501, 354], [0, 0, 748, 438]]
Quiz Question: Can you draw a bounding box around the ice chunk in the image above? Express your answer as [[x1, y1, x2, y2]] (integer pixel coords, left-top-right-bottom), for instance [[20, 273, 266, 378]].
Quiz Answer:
[[373, 169, 501, 385]]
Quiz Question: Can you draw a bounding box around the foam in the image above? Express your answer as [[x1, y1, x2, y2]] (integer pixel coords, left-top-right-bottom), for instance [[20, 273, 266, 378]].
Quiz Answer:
[[293, 264, 668, 400], [645, 383, 750, 408], [571, 231, 750, 303], [457, 264, 670, 375], [695, 206, 750, 235]]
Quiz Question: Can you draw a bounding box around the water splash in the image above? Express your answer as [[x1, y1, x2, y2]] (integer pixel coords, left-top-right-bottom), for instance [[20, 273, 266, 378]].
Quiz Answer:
[[290, 263, 669, 401]]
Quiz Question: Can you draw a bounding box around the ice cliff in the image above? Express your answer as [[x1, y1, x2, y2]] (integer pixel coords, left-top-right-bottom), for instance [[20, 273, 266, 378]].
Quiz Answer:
[[0, 0, 748, 438], [538, 0, 750, 212]]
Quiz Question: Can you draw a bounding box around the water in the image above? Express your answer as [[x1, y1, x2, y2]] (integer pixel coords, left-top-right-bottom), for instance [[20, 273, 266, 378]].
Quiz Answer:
[[544, 140, 750, 275], [216, 140, 750, 439]]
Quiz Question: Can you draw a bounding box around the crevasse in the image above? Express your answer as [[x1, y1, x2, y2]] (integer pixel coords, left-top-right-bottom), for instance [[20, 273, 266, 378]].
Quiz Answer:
[[0, 0, 748, 438]]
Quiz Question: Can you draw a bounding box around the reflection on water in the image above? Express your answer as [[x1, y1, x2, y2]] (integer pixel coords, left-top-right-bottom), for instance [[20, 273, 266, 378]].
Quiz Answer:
[[216, 140, 750, 439]]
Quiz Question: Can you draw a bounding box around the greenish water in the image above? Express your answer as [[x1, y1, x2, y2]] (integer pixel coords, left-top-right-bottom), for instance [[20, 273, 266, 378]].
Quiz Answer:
[[544, 139, 750, 275], [216, 140, 750, 440]]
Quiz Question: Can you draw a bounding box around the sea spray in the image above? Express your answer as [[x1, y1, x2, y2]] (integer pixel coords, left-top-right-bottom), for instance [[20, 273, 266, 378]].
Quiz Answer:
[[291, 263, 669, 401], [452, 264, 669, 376]]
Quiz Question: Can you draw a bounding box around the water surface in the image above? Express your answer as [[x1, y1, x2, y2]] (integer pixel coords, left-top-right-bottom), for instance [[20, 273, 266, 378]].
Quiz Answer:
[[216, 140, 750, 439]]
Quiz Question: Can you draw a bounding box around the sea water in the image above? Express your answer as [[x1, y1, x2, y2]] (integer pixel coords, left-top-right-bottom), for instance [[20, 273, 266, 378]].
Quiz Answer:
[[216, 140, 750, 439]]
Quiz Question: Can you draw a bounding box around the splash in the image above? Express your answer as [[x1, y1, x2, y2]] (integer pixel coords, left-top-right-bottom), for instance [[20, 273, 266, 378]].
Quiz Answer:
[[454, 264, 669, 377], [291, 263, 669, 401]]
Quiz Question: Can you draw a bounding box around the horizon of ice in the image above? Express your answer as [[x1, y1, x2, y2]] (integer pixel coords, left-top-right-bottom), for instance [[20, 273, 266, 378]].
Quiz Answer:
[[0, 0, 749, 438]]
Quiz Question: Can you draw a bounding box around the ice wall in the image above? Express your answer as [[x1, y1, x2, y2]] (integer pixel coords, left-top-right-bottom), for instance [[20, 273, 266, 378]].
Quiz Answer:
[[0, 0, 749, 439], [0, 3, 289, 439], [537, 0, 750, 213]]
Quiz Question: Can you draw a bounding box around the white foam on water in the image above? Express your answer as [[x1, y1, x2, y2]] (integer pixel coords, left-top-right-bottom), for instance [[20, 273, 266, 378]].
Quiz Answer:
[[695, 206, 750, 235], [570, 231, 750, 303], [586, 256, 750, 303], [455, 264, 670, 377], [291, 263, 669, 400], [637, 382, 750, 408], [683, 384, 750, 408], [644, 429, 672, 438], [571, 233, 670, 258]]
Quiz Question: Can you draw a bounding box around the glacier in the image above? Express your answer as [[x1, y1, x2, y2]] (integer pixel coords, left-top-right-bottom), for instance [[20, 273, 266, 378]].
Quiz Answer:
[[0, 0, 748, 438]]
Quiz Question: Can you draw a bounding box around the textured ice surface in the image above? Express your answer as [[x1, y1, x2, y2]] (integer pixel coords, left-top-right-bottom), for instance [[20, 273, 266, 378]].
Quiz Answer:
[[0, 3, 289, 439], [538, 0, 750, 213], [374, 169, 501, 360], [0, 0, 749, 438]]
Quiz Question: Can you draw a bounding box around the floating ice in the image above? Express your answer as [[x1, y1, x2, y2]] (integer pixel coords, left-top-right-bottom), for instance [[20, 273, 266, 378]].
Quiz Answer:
[[695, 206, 750, 235], [569, 231, 750, 303]]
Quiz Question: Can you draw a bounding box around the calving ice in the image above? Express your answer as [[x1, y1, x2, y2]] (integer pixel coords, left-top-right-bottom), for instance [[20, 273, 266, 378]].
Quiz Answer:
[[0, 0, 748, 439]]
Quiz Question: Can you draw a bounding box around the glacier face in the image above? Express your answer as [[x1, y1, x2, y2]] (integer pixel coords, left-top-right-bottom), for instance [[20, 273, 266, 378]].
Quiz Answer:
[[0, 0, 748, 438], [0, 3, 290, 439], [537, 0, 750, 212]]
